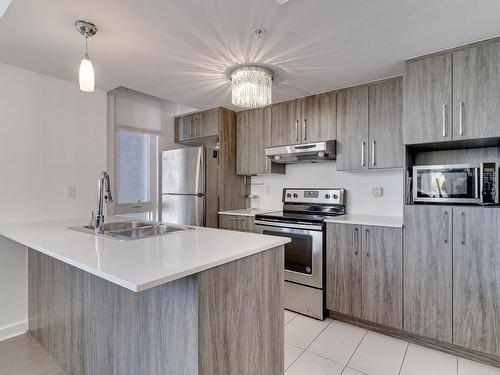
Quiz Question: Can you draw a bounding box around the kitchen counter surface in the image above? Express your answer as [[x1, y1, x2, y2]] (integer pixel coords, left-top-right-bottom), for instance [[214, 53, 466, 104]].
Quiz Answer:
[[324, 213, 403, 228], [218, 208, 279, 217], [0, 217, 289, 292]]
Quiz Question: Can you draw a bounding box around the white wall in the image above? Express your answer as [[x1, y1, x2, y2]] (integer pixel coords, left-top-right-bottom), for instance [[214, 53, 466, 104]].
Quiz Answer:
[[250, 162, 404, 217], [0, 63, 107, 340]]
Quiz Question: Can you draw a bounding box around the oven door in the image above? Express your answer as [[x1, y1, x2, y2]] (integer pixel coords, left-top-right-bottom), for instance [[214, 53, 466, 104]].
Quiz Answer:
[[255, 220, 323, 289], [413, 164, 481, 204]]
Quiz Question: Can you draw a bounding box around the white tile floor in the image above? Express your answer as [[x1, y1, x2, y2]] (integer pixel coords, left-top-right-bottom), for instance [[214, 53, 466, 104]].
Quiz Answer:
[[284, 310, 500, 375]]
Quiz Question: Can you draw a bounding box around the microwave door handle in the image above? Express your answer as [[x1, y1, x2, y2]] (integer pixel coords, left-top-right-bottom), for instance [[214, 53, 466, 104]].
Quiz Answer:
[[476, 167, 481, 199]]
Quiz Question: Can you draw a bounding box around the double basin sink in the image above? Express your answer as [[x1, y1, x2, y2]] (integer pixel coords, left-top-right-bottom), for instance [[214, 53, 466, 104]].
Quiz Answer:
[[69, 220, 192, 241]]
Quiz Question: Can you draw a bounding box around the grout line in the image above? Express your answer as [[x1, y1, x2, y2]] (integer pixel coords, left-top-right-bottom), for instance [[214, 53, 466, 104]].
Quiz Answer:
[[345, 328, 369, 369], [397, 342, 410, 375], [343, 366, 370, 375]]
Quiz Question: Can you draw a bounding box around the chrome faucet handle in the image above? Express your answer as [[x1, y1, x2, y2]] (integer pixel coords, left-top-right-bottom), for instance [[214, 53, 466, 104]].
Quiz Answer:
[[89, 211, 96, 228]]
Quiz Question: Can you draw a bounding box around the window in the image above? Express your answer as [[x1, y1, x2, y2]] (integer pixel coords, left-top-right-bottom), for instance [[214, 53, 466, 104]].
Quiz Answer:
[[114, 129, 158, 220]]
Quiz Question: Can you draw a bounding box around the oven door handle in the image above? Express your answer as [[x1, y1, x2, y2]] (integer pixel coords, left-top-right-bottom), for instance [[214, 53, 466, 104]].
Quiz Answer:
[[254, 220, 323, 231]]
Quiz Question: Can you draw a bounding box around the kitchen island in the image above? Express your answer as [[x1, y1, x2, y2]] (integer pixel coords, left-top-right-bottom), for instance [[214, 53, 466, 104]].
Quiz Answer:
[[0, 218, 289, 375]]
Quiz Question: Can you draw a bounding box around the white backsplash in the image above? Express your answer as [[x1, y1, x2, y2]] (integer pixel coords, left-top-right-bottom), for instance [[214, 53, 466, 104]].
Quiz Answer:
[[250, 162, 404, 217]]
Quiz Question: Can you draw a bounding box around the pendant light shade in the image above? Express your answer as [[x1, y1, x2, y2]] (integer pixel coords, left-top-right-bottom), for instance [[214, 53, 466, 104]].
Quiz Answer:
[[75, 20, 98, 93], [230, 65, 273, 109], [79, 54, 95, 92]]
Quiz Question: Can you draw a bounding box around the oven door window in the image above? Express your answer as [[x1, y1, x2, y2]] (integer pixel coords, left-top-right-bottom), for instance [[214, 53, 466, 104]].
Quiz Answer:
[[263, 230, 313, 275], [416, 167, 478, 199]]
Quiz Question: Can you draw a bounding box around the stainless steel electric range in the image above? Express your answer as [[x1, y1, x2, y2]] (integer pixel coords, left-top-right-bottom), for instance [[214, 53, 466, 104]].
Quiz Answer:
[[254, 188, 346, 320]]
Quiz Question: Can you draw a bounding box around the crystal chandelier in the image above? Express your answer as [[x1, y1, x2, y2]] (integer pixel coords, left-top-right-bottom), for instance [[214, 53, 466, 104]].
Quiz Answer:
[[230, 65, 273, 109]]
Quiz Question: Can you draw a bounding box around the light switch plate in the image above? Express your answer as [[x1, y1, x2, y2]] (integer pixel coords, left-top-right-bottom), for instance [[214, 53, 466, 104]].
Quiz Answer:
[[66, 185, 77, 200], [372, 186, 383, 198]]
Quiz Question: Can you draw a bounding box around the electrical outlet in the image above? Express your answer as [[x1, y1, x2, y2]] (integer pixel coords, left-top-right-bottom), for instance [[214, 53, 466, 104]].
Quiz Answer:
[[66, 185, 77, 200], [372, 186, 383, 198]]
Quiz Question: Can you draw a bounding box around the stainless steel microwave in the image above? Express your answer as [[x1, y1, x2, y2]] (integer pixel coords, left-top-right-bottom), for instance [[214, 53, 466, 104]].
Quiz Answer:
[[413, 163, 499, 205]]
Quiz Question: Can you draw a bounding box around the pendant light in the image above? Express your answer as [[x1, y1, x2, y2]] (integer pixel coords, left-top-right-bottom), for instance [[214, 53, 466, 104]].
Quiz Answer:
[[75, 20, 98, 92]]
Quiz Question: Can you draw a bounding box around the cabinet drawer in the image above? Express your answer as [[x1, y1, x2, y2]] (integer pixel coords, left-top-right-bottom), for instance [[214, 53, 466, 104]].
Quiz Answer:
[[219, 215, 255, 232]]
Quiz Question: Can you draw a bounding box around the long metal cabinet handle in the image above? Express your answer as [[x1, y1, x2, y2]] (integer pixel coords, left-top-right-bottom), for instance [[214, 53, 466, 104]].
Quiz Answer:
[[303, 118, 307, 141], [265, 156, 269, 171], [361, 142, 366, 167], [353, 227, 359, 256], [365, 228, 370, 257], [295, 120, 299, 142], [444, 211, 449, 244], [459, 102, 464, 136], [372, 140, 376, 166], [460, 211, 465, 245], [442, 104, 447, 137]]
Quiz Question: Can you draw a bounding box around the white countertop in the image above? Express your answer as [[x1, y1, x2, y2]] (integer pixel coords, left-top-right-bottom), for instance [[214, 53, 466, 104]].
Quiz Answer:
[[324, 214, 403, 228], [218, 208, 279, 217], [0, 218, 289, 292]]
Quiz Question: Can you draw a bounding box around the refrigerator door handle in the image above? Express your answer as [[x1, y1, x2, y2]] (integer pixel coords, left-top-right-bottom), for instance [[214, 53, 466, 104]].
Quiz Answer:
[[163, 192, 205, 197]]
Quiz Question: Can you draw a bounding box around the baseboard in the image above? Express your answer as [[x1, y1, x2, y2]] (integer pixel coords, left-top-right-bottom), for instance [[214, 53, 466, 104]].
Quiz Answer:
[[0, 320, 28, 342], [330, 311, 500, 369]]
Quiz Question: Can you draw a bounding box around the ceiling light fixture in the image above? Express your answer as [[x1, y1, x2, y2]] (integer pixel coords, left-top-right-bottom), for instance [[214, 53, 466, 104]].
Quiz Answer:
[[75, 20, 98, 92], [230, 65, 273, 109]]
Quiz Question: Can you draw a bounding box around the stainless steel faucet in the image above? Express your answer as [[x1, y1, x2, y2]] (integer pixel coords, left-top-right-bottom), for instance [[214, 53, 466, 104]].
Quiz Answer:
[[95, 171, 113, 234]]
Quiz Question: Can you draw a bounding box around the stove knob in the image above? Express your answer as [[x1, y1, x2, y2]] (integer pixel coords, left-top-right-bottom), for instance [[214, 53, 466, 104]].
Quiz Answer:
[[325, 194, 331, 199], [286, 193, 292, 198], [293, 193, 298, 198], [333, 194, 338, 200]]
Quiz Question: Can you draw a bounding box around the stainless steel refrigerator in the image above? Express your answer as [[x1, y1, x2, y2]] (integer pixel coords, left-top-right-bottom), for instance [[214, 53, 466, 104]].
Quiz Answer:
[[161, 147, 218, 227]]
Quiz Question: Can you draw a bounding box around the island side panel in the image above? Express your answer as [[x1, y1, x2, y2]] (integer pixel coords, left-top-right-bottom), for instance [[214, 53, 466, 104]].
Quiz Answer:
[[28, 249, 197, 375], [197, 245, 284, 375]]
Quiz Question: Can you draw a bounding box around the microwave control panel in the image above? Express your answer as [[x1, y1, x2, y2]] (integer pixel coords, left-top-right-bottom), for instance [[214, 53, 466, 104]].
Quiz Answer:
[[481, 162, 498, 204]]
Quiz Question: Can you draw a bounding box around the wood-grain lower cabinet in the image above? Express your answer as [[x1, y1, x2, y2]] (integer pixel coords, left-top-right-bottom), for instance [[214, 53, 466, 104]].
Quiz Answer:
[[361, 225, 403, 329], [326, 223, 403, 329], [219, 215, 255, 232], [403, 205, 453, 343], [326, 223, 362, 317], [453, 207, 500, 356]]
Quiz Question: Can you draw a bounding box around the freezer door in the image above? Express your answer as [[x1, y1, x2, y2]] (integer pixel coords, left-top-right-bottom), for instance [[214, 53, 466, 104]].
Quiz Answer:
[[162, 147, 205, 194], [161, 194, 205, 226]]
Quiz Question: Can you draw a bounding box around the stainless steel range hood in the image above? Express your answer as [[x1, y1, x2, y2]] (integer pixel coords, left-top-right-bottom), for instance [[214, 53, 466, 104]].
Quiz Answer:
[[265, 140, 336, 164]]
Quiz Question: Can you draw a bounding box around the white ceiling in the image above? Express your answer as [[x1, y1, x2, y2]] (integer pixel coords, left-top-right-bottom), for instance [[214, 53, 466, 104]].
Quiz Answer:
[[1, 0, 500, 111]]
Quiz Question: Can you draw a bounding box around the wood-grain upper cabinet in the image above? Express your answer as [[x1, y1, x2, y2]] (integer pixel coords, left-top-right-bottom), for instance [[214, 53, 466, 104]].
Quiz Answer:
[[368, 78, 403, 169], [326, 223, 403, 329], [301, 92, 336, 143], [271, 100, 302, 146], [453, 207, 500, 356], [236, 107, 285, 176], [453, 41, 500, 140], [337, 78, 402, 171], [337, 86, 369, 171], [196, 108, 219, 138], [403, 205, 453, 343], [326, 223, 362, 317], [175, 109, 218, 143], [403, 54, 452, 145]]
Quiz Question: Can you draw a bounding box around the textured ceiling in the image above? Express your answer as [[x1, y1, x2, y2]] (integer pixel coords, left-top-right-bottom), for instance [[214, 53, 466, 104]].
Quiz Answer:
[[1, 0, 500, 110]]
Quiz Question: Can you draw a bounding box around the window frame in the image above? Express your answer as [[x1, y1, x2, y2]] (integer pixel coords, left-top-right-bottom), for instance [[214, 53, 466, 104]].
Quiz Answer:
[[113, 127, 158, 220], [107, 90, 160, 222]]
